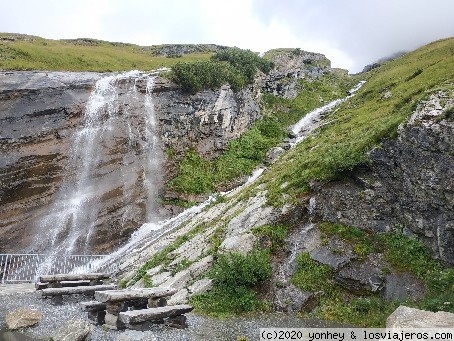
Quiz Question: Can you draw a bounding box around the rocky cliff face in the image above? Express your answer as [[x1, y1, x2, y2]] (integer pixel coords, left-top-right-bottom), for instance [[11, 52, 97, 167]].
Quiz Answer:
[[0, 71, 265, 253], [0, 71, 100, 253], [263, 49, 331, 98], [312, 91, 454, 265]]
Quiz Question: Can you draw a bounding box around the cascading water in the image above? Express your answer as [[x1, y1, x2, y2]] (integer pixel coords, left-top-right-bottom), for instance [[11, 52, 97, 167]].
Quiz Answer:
[[34, 71, 163, 260], [95, 81, 367, 272]]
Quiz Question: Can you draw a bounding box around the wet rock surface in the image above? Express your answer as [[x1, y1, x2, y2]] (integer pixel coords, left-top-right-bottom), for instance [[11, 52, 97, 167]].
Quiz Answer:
[[313, 91, 454, 265], [0, 71, 101, 253]]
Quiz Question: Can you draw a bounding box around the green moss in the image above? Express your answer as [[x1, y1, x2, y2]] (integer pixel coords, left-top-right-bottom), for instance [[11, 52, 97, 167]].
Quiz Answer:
[[291, 252, 335, 293]]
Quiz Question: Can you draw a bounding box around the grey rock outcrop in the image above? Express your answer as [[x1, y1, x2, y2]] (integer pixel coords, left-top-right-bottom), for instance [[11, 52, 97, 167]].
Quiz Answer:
[[313, 91, 454, 265], [153, 79, 262, 161], [264, 49, 331, 98]]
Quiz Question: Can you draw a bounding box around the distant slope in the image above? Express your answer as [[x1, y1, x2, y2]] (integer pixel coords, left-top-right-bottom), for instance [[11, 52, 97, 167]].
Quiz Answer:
[[262, 37, 454, 205], [0, 33, 220, 71]]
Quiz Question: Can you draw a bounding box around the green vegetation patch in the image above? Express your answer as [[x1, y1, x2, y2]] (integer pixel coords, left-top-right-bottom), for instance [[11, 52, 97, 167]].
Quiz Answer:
[[170, 47, 274, 93], [0, 33, 212, 71], [252, 224, 289, 251], [190, 250, 272, 317]]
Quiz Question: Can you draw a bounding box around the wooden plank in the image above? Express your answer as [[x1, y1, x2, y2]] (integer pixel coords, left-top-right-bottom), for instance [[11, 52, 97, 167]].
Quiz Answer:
[[79, 300, 107, 312], [95, 287, 177, 303], [41, 284, 117, 297], [119, 305, 193, 324], [39, 272, 110, 282], [36, 280, 91, 290]]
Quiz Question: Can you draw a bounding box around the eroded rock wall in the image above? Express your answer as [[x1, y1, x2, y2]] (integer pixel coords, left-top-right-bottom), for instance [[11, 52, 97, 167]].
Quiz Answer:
[[312, 91, 454, 265], [0, 71, 100, 252]]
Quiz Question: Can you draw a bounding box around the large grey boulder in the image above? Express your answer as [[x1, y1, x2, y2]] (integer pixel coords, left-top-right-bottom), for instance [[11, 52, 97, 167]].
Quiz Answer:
[[387, 306, 454, 327]]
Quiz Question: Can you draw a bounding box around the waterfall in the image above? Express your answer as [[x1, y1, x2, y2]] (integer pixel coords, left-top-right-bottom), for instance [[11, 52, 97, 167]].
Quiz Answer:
[[34, 71, 162, 258]]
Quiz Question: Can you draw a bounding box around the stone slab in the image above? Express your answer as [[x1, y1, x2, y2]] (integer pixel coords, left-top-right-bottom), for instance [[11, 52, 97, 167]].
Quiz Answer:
[[119, 305, 193, 324], [95, 287, 177, 303]]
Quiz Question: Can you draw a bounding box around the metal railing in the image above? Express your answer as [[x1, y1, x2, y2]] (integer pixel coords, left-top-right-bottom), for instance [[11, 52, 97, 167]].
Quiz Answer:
[[0, 254, 115, 283]]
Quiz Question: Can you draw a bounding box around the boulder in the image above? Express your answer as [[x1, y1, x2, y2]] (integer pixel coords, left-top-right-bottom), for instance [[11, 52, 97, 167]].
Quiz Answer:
[[334, 258, 384, 294], [5, 308, 42, 330], [384, 272, 426, 301], [387, 306, 454, 327], [52, 319, 92, 341], [274, 284, 318, 312]]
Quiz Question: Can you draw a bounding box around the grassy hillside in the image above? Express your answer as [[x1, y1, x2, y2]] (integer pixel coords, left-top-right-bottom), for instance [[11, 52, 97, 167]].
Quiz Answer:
[[262, 37, 454, 206], [0, 33, 213, 71]]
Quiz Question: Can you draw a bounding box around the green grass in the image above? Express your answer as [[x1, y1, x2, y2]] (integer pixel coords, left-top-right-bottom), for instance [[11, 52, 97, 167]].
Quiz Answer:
[[0, 34, 212, 71], [170, 71, 353, 196], [263, 37, 454, 206]]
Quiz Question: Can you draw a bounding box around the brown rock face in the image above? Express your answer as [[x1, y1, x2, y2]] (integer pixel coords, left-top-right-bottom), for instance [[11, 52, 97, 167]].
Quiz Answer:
[[0, 71, 265, 255], [0, 71, 164, 254]]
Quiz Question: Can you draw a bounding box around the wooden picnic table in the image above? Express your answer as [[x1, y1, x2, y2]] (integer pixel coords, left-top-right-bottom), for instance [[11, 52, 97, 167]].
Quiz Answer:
[[88, 287, 190, 330]]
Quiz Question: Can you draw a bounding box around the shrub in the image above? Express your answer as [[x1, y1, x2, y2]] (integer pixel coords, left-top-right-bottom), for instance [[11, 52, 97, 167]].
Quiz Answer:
[[211, 250, 272, 289], [171, 47, 273, 93], [190, 250, 272, 316]]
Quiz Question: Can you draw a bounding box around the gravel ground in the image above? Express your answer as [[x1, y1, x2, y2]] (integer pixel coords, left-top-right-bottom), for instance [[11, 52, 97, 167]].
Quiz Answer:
[[0, 287, 340, 341]]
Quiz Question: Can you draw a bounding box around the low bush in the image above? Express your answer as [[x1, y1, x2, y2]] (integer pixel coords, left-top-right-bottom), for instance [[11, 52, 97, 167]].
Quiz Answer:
[[190, 250, 272, 316], [170, 47, 274, 93]]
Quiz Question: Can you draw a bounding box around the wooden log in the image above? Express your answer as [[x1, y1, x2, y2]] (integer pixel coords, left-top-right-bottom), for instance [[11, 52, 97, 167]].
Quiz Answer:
[[37, 280, 92, 290], [119, 305, 193, 325], [41, 284, 117, 297], [95, 287, 177, 303], [79, 301, 107, 312], [39, 273, 110, 283]]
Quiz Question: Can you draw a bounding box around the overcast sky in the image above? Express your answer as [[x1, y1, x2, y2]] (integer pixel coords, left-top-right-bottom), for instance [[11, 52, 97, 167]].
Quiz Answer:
[[1, 0, 453, 72]]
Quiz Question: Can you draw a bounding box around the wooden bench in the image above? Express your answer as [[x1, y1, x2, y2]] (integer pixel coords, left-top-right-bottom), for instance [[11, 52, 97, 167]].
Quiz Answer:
[[92, 288, 179, 330], [37, 273, 110, 289], [41, 284, 117, 304], [119, 304, 193, 330]]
